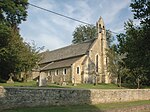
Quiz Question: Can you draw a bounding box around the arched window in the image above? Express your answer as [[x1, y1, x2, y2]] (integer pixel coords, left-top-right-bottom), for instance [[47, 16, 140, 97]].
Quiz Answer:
[[77, 67, 80, 75], [55, 70, 59, 76], [96, 55, 98, 72]]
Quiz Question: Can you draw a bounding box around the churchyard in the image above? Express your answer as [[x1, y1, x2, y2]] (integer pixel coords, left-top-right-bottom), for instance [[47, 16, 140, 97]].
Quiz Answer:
[[0, 81, 120, 89], [1, 0, 150, 111], [0, 81, 150, 89]]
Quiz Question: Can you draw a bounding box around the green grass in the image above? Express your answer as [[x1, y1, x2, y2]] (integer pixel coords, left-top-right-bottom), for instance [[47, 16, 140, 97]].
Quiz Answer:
[[0, 81, 37, 87], [1, 81, 149, 89], [2, 100, 150, 112], [95, 100, 150, 110], [47, 83, 122, 89], [0, 81, 122, 89]]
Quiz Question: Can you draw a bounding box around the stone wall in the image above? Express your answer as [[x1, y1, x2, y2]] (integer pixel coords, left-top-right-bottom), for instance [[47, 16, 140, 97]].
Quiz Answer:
[[90, 89, 150, 104], [0, 86, 150, 110]]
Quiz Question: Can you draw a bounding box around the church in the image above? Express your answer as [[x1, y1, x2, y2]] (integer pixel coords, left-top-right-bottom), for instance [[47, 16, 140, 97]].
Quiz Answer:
[[35, 17, 112, 86]]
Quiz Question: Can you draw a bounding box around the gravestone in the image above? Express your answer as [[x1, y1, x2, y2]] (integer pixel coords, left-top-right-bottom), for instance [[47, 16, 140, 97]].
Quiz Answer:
[[39, 73, 47, 87], [6, 73, 14, 83]]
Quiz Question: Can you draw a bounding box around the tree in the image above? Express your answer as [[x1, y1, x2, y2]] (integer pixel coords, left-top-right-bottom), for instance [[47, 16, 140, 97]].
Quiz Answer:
[[0, 23, 11, 81], [106, 45, 128, 87], [0, 0, 28, 27], [72, 25, 97, 44], [106, 30, 114, 47], [0, 0, 41, 81], [114, 0, 150, 88], [130, 0, 150, 27], [117, 20, 150, 88], [72, 25, 113, 47], [0, 25, 41, 81]]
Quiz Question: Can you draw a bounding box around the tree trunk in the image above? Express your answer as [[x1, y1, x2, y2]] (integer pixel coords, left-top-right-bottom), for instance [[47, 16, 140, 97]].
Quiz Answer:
[[137, 77, 140, 89], [119, 76, 122, 88]]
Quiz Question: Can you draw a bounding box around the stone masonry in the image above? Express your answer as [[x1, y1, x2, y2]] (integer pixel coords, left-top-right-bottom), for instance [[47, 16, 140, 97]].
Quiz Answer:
[[0, 86, 150, 110]]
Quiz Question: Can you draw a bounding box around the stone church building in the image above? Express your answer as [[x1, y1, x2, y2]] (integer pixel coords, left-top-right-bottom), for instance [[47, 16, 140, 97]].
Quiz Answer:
[[36, 17, 111, 86]]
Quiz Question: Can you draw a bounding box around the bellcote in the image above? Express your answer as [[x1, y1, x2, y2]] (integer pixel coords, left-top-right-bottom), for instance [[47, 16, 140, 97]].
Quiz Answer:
[[96, 17, 106, 36]]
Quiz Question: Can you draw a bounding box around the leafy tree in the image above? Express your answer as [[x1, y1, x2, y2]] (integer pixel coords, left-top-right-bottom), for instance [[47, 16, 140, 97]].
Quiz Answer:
[[106, 30, 114, 47], [106, 45, 128, 87], [0, 25, 41, 81], [0, 0, 28, 27], [112, 0, 150, 88], [131, 0, 150, 87], [130, 0, 150, 27], [0, 0, 42, 82], [72, 25, 113, 47], [117, 20, 150, 88], [72, 25, 97, 44]]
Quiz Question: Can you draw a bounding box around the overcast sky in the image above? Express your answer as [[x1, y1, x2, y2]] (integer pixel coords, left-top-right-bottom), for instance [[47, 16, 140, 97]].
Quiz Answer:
[[20, 0, 135, 51]]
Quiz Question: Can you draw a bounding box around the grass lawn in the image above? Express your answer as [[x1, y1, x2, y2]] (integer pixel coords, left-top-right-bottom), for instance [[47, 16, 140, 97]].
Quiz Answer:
[[0, 81, 122, 89], [0, 81, 37, 87], [2, 100, 150, 112], [47, 83, 122, 89], [0, 81, 149, 89]]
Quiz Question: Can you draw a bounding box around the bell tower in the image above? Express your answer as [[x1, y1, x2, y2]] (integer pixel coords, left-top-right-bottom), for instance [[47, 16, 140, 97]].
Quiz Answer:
[[96, 17, 109, 83]]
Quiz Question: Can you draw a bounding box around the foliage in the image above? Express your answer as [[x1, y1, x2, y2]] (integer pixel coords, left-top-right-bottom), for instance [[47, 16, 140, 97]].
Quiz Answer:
[[72, 25, 97, 44], [117, 20, 150, 88], [0, 0, 42, 81], [106, 30, 114, 47], [72, 25, 113, 47], [0, 25, 41, 80], [106, 46, 128, 87], [130, 0, 150, 27], [0, 0, 28, 26], [115, 0, 150, 88]]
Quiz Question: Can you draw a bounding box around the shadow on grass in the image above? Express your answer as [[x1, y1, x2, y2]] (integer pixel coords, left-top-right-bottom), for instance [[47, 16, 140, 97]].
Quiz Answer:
[[2, 105, 103, 112], [3, 100, 150, 112]]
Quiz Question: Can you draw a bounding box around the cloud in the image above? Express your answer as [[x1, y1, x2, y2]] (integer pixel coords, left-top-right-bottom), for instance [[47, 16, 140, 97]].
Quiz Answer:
[[35, 34, 67, 51], [20, 0, 132, 51], [99, 0, 130, 24]]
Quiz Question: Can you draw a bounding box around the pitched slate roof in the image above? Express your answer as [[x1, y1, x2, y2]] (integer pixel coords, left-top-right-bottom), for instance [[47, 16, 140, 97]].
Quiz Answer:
[[41, 57, 80, 71], [39, 39, 96, 64]]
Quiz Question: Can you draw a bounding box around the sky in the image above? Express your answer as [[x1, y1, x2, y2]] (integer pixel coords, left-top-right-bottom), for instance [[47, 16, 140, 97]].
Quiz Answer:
[[20, 0, 135, 51]]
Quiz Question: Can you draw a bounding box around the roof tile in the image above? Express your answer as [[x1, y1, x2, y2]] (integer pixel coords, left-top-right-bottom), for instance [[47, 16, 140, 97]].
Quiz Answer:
[[39, 39, 95, 64]]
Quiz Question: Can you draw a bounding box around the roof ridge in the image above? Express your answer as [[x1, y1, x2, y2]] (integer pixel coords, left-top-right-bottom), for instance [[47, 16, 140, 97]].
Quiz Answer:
[[41, 38, 96, 54], [39, 38, 96, 64]]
